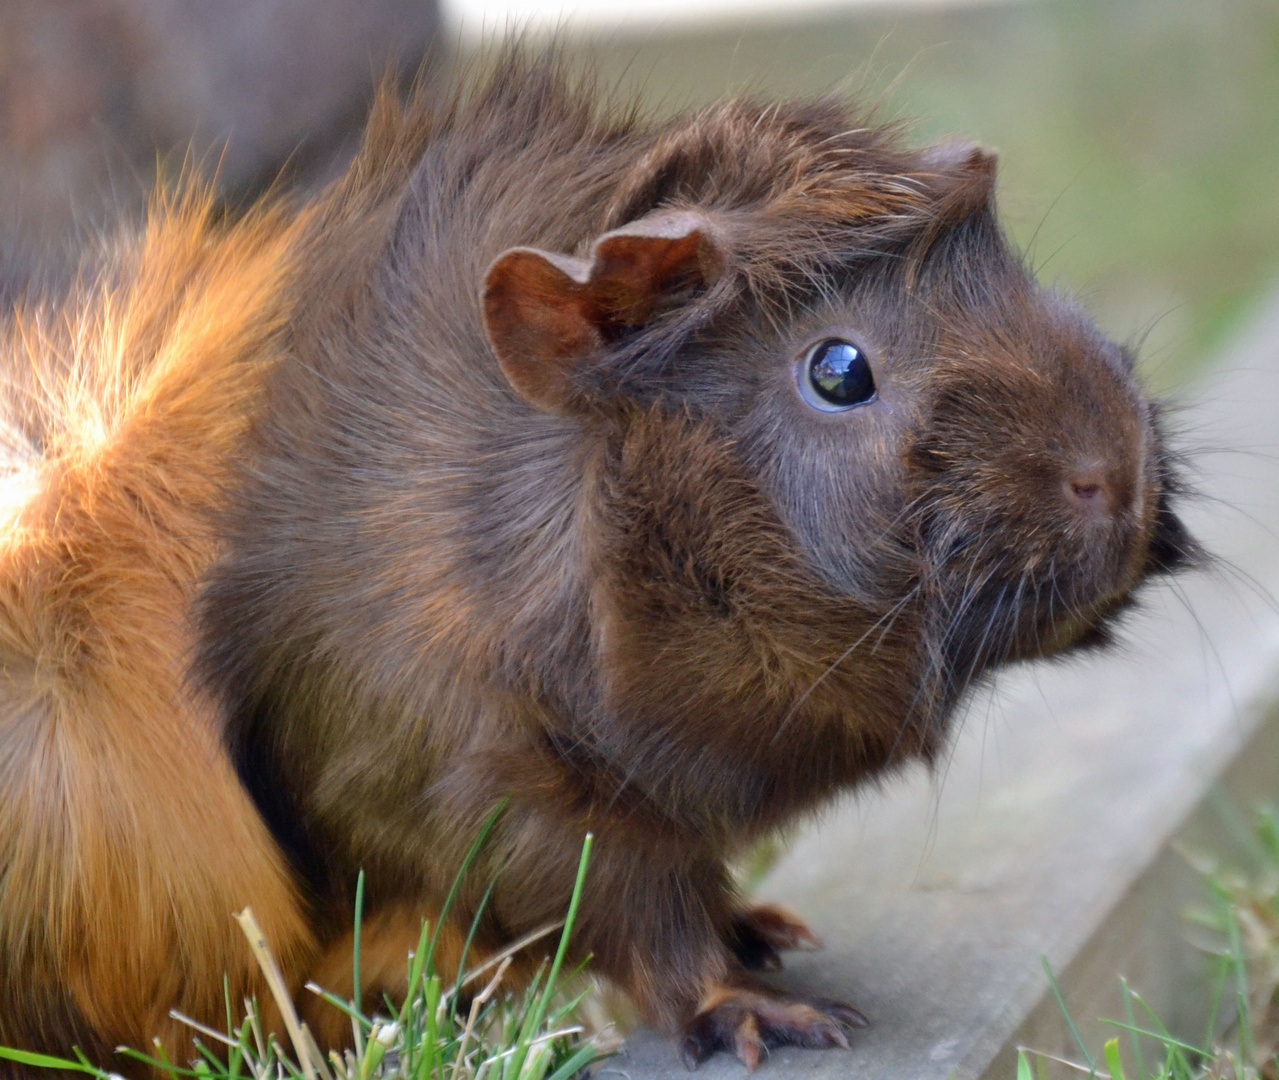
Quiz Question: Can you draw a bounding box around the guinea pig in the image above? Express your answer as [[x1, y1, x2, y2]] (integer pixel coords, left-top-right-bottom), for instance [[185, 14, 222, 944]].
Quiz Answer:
[[199, 53, 1196, 1064], [0, 51, 1194, 1075]]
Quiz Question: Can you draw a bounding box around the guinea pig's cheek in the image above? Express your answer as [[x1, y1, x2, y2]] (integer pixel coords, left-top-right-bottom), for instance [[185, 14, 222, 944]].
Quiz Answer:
[[733, 357, 915, 597], [789, 444, 907, 596]]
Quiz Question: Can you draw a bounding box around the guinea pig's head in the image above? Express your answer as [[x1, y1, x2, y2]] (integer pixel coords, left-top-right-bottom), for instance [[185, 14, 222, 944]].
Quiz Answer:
[[480, 99, 1197, 785]]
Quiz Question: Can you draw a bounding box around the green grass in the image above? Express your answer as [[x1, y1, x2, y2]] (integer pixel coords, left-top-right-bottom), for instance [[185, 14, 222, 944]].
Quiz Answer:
[[0, 827, 605, 1080], [1020, 804, 1279, 1079]]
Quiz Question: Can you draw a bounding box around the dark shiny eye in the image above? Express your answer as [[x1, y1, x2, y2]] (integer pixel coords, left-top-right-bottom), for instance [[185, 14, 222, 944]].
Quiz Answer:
[[800, 338, 876, 411]]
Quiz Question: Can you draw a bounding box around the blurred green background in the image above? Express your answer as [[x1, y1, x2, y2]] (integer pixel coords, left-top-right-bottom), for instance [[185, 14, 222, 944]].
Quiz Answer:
[[565, 0, 1279, 393], [3, 0, 1277, 391]]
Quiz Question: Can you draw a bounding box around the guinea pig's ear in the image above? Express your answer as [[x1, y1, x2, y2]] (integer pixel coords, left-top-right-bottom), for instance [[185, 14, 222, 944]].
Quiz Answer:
[[483, 210, 724, 414], [919, 140, 998, 222]]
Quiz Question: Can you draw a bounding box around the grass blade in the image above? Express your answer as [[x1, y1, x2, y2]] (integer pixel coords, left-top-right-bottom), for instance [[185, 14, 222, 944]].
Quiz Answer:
[[353, 869, 366, 1014], [1017, 1049, 1035, 1080], [426, 800, 508, 977], [1041, 957, 1096, 1076], [1118, 979, 1146, 1080], [1102, 1038, 1126, 1080], [0, 1046, 107, 1075], [1099, 1020, 1205, 1056], [506, 835, 593, 1080]]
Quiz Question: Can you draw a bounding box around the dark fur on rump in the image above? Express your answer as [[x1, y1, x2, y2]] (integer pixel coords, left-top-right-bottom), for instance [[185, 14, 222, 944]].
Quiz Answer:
[[190, 51, 1194, 1065]]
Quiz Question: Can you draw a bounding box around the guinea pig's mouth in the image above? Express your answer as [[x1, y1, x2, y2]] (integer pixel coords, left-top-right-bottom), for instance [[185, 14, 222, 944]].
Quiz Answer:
[[1039, 501, 1199, 657], [935, 489, 1198, 672], [930, 571, 1127, 677]]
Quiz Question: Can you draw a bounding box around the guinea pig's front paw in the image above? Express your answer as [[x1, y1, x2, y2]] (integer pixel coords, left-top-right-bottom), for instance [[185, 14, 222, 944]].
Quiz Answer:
[[679, 982, 867, 1072], [728, 902, 822, 971]]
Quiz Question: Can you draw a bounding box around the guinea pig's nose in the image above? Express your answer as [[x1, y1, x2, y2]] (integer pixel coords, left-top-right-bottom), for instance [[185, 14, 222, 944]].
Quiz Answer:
[[1063, 466, 1121, 520]]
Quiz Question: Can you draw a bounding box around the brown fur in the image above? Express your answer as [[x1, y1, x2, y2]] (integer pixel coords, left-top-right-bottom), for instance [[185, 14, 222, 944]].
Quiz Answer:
[[0, 51, 1196, 1073]]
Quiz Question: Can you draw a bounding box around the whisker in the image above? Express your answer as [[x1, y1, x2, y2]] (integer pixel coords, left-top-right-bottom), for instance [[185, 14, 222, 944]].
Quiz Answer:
[[885, 560, 1004, 765], [770, 584, 922, 746], [1199, 555, 1279, 621], [1163, 576, 1242, 730]]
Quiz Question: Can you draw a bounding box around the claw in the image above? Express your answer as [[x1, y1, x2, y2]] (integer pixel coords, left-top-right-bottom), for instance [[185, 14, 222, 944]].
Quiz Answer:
[[734, 1015, 764, 1071], [822, 1001, 869, 1029], [680, 982, 866, 1069], [730, 904, 822, 972], [681, 1033, 709, 1071], [818, 1023, 849, 1049], [807, 1018, 849, 1050]]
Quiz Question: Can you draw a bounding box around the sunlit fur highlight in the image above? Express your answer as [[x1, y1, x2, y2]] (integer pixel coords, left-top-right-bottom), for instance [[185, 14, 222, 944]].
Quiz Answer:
[[0, 187, 316, 1068]]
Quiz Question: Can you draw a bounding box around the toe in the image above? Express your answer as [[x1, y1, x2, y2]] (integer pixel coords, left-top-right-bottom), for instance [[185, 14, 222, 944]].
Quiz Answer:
[[740, 904, 822, 952], [734, 1015, 765, 1072], [681, 1028, 712, 1071], [822, 1001, 869, 1029]]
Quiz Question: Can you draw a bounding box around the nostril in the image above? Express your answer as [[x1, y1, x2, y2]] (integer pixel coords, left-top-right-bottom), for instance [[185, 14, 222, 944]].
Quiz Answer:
[[1064, 470, 1114, 518]]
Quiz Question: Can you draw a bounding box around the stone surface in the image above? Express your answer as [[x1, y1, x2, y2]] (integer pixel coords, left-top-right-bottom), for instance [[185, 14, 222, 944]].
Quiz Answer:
[[610, 291, 1279, 1079]]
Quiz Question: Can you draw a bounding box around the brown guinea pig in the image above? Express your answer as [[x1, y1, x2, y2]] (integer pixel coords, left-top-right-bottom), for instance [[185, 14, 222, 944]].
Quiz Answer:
[[0, 51, 1194, 1075], [199, 52, 1197, 1063]]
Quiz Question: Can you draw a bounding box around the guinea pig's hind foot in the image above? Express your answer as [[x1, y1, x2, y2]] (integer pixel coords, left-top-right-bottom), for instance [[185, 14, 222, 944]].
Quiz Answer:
[[679, 983, 867, 1072], [728, 903, 822, 972]]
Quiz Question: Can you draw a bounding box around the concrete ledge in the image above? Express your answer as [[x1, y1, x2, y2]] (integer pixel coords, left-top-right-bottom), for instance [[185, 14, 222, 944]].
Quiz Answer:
[[612, 290, 1279, 1080]]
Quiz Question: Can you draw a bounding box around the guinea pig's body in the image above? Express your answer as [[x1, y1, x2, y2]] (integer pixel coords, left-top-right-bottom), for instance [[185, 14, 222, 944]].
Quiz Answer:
[[0, 54, 1192, 1074]]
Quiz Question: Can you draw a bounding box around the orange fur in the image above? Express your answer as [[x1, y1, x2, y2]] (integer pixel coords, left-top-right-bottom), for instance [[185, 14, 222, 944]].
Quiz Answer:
[[0, 189, 315, 1068]]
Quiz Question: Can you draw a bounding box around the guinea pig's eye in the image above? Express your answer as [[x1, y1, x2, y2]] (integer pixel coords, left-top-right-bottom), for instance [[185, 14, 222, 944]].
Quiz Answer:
[[799, 338, 876, 411]]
